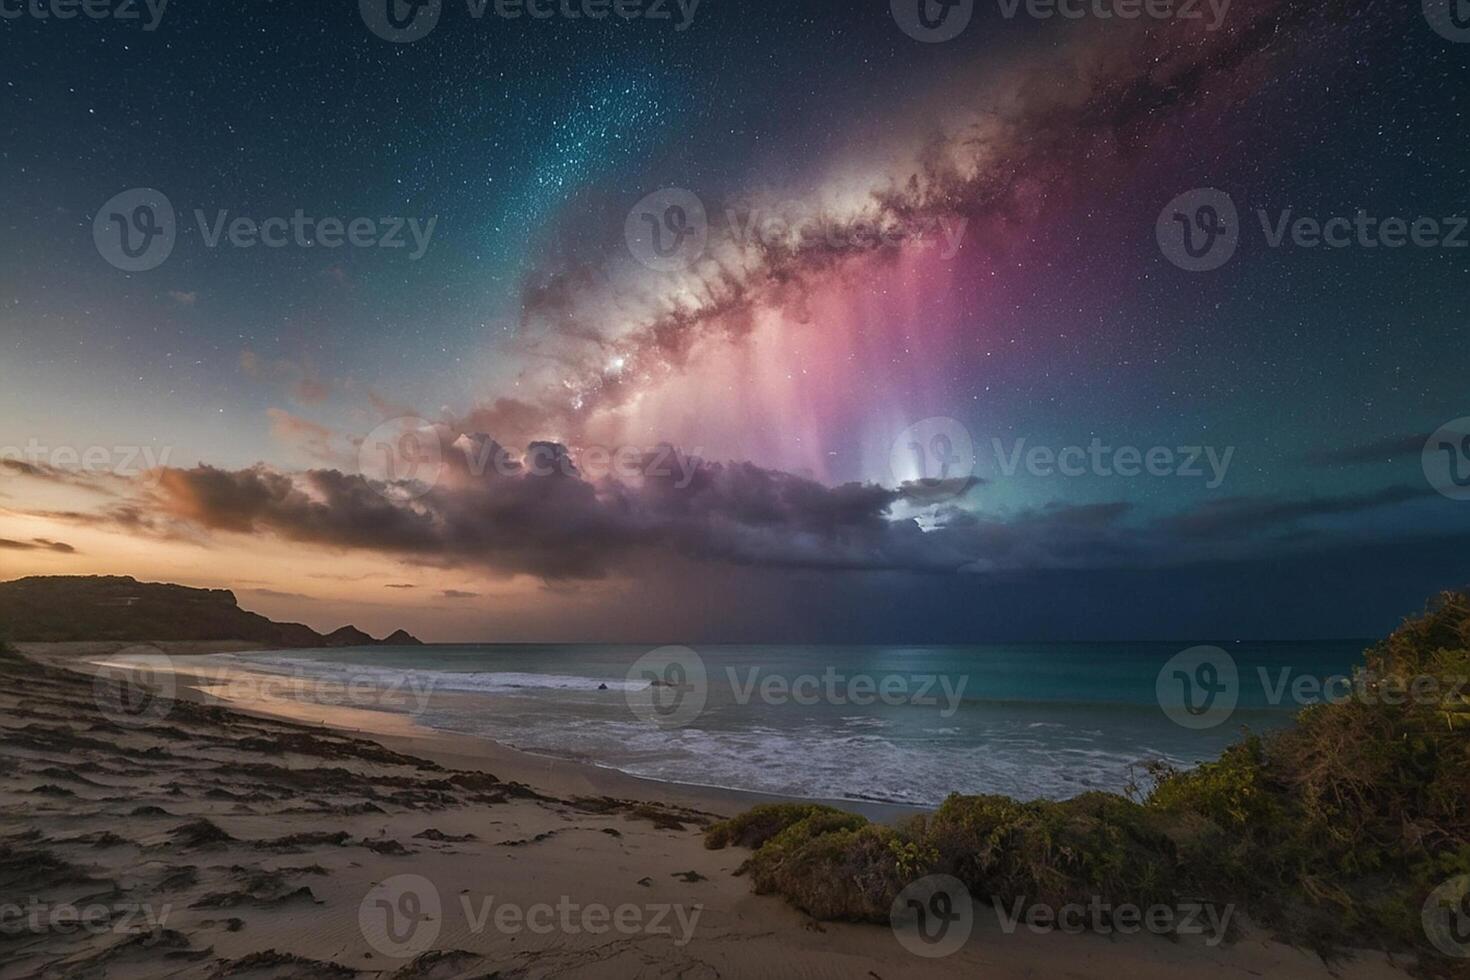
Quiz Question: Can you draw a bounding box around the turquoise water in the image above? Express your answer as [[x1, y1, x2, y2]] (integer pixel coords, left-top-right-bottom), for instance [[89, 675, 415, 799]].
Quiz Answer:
[[201, 641, 1366, 805]]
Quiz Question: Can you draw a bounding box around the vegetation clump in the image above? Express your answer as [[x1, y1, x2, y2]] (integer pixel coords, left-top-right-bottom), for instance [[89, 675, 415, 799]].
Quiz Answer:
[[704, 590, 1470, 967]]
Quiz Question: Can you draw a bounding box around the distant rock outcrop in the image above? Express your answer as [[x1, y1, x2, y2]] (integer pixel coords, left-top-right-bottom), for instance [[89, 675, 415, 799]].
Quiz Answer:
[[322, 625, 376, 648], [0, 576, 424, 647]]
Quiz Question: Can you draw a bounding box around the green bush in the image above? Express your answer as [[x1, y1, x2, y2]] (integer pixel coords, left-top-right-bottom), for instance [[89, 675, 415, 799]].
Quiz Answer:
[[705, 803, 855, 851], [746, 821, 926, 920]]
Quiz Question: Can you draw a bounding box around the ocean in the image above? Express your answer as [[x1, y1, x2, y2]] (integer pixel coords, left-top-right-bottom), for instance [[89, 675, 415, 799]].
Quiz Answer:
[[198, 641, 1366, 806]]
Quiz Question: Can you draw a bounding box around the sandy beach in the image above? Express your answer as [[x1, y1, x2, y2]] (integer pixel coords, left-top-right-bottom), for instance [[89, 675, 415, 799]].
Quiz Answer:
[[1, 642, 1420, 979]]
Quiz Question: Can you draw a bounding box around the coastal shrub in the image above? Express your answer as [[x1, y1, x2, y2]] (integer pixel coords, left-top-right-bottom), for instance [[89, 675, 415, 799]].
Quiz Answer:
[[704, 803, 855, 851], [717, 590, 1470, 968], [746, 821, 926, 920], [930, 792, 1182, 913]]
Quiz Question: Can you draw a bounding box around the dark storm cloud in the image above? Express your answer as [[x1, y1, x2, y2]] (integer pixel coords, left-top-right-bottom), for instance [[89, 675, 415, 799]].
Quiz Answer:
[[132, 439, 1438, 582], [0, 537, 76, 554], [146, 450, 929, 579], [0, 458, 124, 494], [244, 588, 313, 601], [1157, 485, 1432, 539]]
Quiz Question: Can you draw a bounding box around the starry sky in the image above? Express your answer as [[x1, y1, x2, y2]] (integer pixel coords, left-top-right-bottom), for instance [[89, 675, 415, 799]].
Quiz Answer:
[[1, 0, 1468, 641]]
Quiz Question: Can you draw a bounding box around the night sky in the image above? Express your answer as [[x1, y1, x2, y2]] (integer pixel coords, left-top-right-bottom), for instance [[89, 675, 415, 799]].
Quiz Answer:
[[2, 0, 1468, 642]]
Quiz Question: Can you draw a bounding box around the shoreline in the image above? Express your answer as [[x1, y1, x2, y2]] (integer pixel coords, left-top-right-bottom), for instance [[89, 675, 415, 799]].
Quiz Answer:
[[18, 640, 925, 822]]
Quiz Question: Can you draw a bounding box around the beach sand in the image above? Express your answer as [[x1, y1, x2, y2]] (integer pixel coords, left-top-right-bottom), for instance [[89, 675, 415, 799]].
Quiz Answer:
[[1, 642, 1419, 979]]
